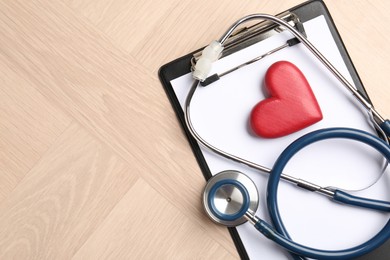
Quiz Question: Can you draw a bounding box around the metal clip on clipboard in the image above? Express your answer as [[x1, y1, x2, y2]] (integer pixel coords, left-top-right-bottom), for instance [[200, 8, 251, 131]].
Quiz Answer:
[[191, 11, 306, 86]]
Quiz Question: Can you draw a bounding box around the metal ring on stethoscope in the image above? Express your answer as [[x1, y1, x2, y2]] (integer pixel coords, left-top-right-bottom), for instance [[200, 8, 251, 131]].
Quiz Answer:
[[203, 170, 259, 227], [208, 179, 250, 221]]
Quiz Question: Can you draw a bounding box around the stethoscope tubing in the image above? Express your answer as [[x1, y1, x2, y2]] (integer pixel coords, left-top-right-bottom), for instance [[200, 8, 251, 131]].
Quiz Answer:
[[266, 128, 390, 259]]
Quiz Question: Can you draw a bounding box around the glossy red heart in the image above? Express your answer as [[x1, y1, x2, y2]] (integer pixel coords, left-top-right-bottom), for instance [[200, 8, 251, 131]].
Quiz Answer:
[[250, 61, 323, 138]]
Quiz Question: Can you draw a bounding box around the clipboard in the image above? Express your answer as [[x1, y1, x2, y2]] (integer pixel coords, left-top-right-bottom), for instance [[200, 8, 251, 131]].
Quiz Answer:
[[158, 0, 390, 259]]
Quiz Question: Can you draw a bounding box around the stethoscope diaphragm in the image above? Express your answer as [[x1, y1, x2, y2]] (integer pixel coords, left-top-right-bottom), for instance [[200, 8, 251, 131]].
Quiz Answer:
[[203, 170, 259, 227]]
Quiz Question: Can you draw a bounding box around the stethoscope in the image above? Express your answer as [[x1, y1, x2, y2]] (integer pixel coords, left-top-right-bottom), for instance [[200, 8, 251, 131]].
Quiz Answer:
[[185, 14, 390, 259]]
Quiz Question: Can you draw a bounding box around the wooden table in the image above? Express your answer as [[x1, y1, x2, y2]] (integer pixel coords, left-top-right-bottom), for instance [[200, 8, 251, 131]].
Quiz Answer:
[[0, 0, 389, 258]]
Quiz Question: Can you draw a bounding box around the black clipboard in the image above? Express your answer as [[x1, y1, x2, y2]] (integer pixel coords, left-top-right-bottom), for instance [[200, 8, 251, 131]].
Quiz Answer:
[[159, 0, 389, 259]]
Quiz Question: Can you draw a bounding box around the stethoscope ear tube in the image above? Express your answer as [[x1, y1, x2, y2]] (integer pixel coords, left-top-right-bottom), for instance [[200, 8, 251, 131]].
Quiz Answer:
[[267, 128, 390, 259], [333, 190, 390, 212]]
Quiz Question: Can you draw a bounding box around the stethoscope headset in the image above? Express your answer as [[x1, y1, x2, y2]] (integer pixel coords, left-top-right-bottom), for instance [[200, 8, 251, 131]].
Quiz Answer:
[[185, 14, 390, 259]]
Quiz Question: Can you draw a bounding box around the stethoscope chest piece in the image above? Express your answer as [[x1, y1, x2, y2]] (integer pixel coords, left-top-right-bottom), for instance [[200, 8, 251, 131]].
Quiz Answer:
[[203, 170, 259, 227]]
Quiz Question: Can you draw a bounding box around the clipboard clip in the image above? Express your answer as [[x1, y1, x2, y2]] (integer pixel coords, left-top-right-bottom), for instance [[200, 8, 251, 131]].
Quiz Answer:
[[191, 11, 305, 72]]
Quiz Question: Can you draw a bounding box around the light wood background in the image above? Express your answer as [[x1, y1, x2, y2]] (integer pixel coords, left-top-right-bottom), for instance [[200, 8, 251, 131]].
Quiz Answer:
[[0, 0, 389, 259]]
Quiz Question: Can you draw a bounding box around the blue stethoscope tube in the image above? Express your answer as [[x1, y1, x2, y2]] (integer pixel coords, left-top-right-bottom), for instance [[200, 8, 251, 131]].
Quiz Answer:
[[381, 120, 390, 138], [265, 128, 390, 259]]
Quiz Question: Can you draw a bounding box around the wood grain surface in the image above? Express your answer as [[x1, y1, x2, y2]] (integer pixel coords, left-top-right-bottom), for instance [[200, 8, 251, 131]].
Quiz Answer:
[[0, 0, 389, 259]]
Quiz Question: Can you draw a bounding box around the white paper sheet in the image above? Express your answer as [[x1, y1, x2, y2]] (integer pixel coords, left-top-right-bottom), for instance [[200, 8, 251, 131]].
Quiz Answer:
[[171, 15, 390, 259]]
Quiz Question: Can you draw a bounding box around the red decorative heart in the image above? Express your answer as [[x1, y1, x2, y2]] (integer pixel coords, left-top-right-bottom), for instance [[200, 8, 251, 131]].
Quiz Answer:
[[250, 61, 323, 138]]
